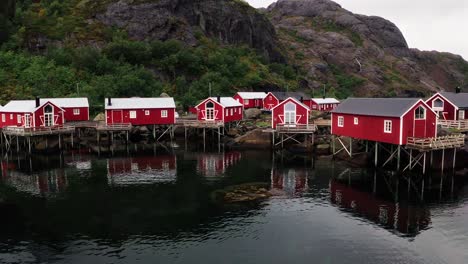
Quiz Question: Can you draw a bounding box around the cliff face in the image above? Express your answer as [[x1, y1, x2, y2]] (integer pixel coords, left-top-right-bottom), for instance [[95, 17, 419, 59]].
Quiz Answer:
[[92, 0, 284, 62], [266, 0, 468, 97]]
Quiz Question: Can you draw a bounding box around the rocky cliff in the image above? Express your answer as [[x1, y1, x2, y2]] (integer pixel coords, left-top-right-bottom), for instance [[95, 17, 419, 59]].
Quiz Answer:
[[266, 0, 468, 97]]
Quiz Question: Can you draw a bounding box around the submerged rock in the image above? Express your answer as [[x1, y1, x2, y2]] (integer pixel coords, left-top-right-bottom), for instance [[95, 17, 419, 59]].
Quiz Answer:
[[212, 183, 272, 204]]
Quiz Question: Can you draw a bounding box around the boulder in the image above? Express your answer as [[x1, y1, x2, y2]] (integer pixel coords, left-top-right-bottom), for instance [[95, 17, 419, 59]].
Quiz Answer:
[[245, 108, 262, 119], [94, 113, 105, 121], [315, 144, 330, 155], [234, 129, 271, 146]]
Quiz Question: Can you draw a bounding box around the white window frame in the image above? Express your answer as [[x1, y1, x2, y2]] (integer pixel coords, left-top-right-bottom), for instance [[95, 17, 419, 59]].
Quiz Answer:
[[145, 110, 150, 116], [415, 106, 426, 120], [226, 109, 229, 116], [338, 116, 344, 127], [244, 99, 249, 105], [10, 114, 13, 120], [432, 98, 444, 109], [384, 120, 392, 133], [73, 108, 80, 115], [161, 110, 168, 118], [231, 108, 234, 116], [17, 115, 21, 124], [354, 117, 358, 125], [1, 114, 5, 122], [129, 111, 137, 119], [459, 110, 465, 120]]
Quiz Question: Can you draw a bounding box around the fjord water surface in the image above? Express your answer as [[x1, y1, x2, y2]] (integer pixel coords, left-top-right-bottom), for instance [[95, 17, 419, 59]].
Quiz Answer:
[[0, 148, 467, 264]]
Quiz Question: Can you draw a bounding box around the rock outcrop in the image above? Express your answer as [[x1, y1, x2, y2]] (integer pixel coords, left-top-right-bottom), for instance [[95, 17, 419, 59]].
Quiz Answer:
[[267, 0, 468, 97], [95, 0, 285, 62]]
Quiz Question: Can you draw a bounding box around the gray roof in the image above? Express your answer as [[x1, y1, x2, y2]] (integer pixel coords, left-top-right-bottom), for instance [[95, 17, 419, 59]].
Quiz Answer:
[[331, 98, 421, 117], [271, 92, 310, 101], [439, 92, 468, 108]]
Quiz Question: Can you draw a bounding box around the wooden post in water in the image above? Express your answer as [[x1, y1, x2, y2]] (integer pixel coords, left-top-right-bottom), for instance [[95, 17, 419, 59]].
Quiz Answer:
[[452, 149, 457, 170], [409, 149, 413, 170], [441, 149, 445, 172], [374, 142, 378, 167], [349, 138, 353, 157], [28, 137, 31, 154], [396, 145, 401, 171], [16, 136, 19, 153], [422, 152, 427, 175], [58, 134, 62, 150]]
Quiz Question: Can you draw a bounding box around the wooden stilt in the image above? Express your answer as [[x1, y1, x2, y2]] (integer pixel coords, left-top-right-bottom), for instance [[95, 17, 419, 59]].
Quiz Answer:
[[28, 137, 31, 154], [422, 152, 427, 175], [365, 140, 369, 153], [349, 138, 352, 157], [71, 133, 74, 148], [441, 149, 445, 172], [59, 134, 62, 150], [16, 136, 19, 152], [452, 149, 457, 170], [409, 149, 413, 170], [396, 145, 401, 171], [374, 142, 378, 167]]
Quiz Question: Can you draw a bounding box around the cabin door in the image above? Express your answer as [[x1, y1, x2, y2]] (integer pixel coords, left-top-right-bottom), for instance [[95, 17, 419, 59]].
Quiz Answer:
[[205, 102, 215, 121], [459, 110, 465, 120], [24, 114, 31, 128], [44, 105, 54, 127], [284, 102, 296, 126], [112, 110, 123, 123], [413, 106, 427, 138]]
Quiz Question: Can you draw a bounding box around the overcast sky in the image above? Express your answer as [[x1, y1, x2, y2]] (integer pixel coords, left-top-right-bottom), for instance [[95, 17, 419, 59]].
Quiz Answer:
[[247, 0, 468, 60]]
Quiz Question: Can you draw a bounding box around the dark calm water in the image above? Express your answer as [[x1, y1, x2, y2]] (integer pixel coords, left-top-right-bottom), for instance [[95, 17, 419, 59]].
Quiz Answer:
[[0, 146, 467, 264]]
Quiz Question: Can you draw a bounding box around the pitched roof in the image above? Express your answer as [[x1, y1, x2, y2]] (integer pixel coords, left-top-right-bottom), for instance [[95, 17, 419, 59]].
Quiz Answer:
[[209, 97, 242, 107], [105, 97, 176, 110], [332, 98, 421, 117], [1, 98, 88, 113], [236, 92, 267, 99], [311, 98, 340, 104], [272, 97, 310, 111], [439, 92, 468, 108], [270, 92, 310, 101]]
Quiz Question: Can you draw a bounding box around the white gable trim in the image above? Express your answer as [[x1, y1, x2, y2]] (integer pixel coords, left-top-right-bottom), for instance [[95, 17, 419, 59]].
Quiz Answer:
[[426, 93, 459, 111], [271, 97, 310, 112], [195, 98, 224, 109], [400, 99, 437, 118]]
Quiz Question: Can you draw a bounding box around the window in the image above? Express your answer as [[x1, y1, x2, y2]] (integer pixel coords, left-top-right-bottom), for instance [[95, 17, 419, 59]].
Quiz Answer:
[[415, 106, 426, 120], [433, 98, 444, 108], [1, 114, 5, 122], [161, 110, 168, 118], [10, 114, 13, 120], [73, 109, 80, 115], [384, 120, 392, 133], [244, 99, 249, 105], [231, 109, 233, 115], [338, 116, 344, 127], [130, 111, 136, 119], [226, 109, 229, 116], [17, 115, 21, 124], [460, 110, 465, 120], [354, 117, 358, 125], [145, 110, 150, 116]]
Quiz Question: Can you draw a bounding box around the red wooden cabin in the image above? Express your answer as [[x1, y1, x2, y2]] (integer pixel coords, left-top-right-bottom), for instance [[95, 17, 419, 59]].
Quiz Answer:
[[426, 92, 468, 120], [0, 98, 65, 128], [271, 97, 310, 129], [195, 97, 243, 123], [331, 98, 437, 145], [105, 97, 176, 126], [309, 98, 340, 111], [233, 92, 267, 109], [263, 92, 311, 110], [45, 98, 89, 122]]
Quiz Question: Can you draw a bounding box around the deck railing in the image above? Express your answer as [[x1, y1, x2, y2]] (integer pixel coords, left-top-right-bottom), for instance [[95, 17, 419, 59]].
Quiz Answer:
[[407, 134, 466, 150], [313, 119, 331, 126], [276, 123, 317, 133], [437, 120, 468, 130], [2, 125, 76, 136], [176, 119, 225, 128], [96, 123, 132, 131]]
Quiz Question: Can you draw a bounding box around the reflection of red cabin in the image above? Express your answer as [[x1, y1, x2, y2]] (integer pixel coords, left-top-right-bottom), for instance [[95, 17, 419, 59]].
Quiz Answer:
[[271, 168, 308, 196], [426, 92, 468, 120], [107, 155, 177, 185], [105, 97, 176, 126], [196, 151, 242, 177], [263, 92, 311, 110], [271, 97, 310, 129], [309, 98, 340, 112], [330, 179, 430, 234], [233, 92, 266, 109], [4, 169, 68, 196], [195, 97, 243, 123], [0, 99, 65, 128], [331, 98, 437, 145]]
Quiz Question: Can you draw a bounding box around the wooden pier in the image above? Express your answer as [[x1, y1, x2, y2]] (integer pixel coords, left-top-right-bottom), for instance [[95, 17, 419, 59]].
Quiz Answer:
[[437, 120, 468, 131], [176, 119, 225, 151], [264, 124, 317, 148]]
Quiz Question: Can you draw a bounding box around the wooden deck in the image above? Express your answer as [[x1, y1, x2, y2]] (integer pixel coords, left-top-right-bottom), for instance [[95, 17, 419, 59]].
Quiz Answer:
[[313, 119, 331, 126], [264, 124, 317, 134], [437, 120, 468, 131], [2, 126, 75, 137], [96, 123, 132, 131], [406, 134, 466, 150], [176, 119, 225, 128]]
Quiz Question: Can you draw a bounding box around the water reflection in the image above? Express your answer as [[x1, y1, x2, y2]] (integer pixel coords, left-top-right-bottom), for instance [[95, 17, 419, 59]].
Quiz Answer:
[[271, 167, 309, 197], [107, 155, 177, 186], [190, 151, 242, 177]]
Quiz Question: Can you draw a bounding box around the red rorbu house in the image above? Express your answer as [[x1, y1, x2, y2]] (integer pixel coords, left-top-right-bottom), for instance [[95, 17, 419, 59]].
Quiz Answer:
[[44, 98, 89, 122], [195, 97, 243, 123], [331, 98, 437, 145], [263, 92, 311, 110], [310, 98, 340, 111], [271, 97, 310, 129], [105, 97, 176, 125], [233, 92, 267, 109], [0, 98, 65, 128], [426, 91, 468, 120]]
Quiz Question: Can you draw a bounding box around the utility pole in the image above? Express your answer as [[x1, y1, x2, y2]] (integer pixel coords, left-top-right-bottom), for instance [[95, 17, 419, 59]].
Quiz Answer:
[[209, 82, 212, 97]]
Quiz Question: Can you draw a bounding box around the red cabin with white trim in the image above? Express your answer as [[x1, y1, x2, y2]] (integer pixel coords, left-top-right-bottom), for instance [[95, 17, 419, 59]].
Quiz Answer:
[[263, 92, 311, 110], [195, 97, 243, 123], [426, 92, 468, 120], [271, 97, 310, 129], [331, 98, 437, 145], [45, 98, 89, 122], [105, 97, 176, 126], [0, 99, 65, 128], [309, 98, 340, 112], [233, 92, 267, 109]]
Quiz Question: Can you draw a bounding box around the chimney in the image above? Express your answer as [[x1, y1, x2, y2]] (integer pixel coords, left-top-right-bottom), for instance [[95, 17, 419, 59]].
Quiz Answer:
[[217, 96, 221, 103], [300, 96, 304, 103], [107, 97, 112, 106], [456, 86, 461, 94], [323, 95, 326, 99], [35, 96, 40, 108]]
